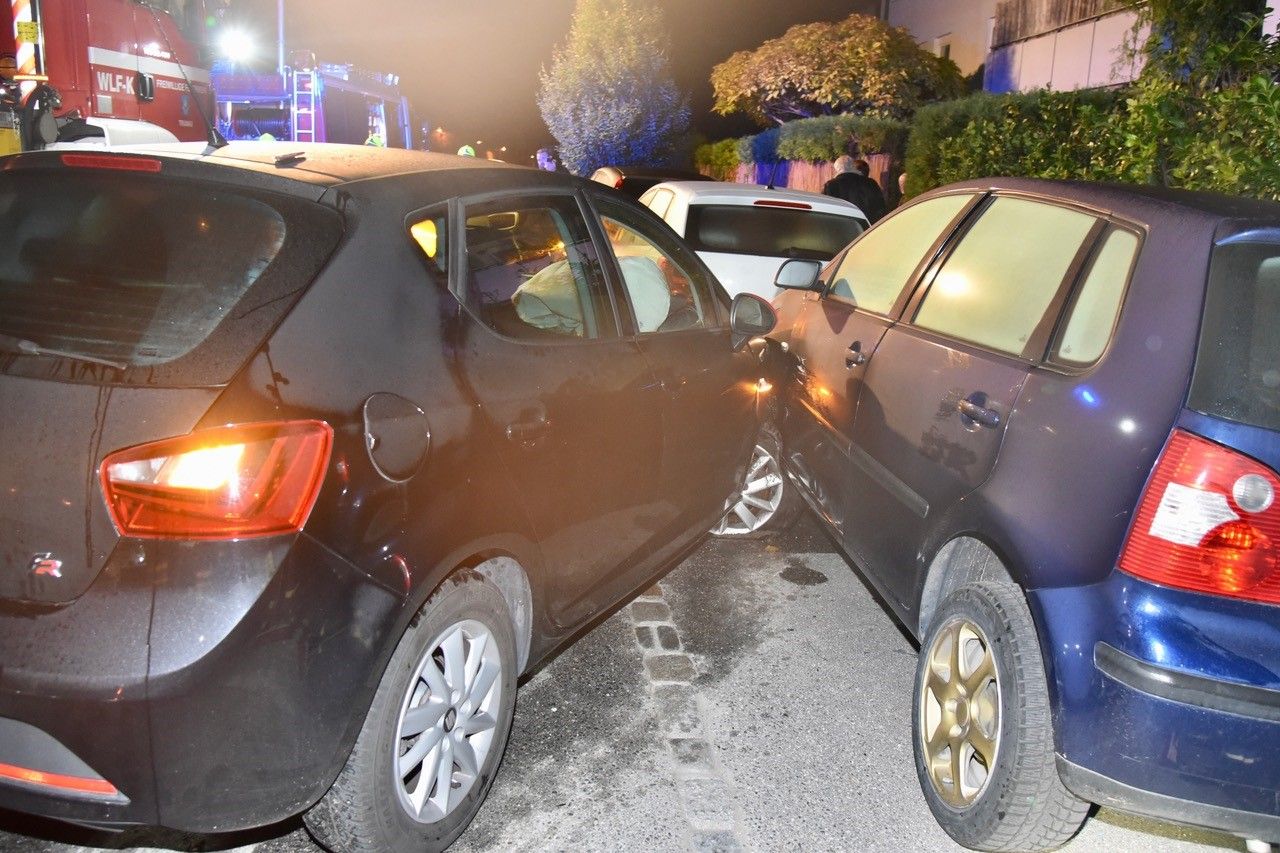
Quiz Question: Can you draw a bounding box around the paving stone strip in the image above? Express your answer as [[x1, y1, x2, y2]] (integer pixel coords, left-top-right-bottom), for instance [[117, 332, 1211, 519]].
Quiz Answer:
[[628, 584, 746, 853]]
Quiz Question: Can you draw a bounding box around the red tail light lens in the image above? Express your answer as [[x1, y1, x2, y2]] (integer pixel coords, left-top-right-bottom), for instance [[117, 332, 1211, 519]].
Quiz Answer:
[[0, 761, 120, 797], [1119, 429, 1280, 603], [60, 153, 163, 173], [100, 421, 333, 540]]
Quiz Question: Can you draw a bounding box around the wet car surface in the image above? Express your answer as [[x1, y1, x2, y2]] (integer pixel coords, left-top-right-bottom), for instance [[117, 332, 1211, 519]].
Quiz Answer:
[[0, 517, 1239, 852]]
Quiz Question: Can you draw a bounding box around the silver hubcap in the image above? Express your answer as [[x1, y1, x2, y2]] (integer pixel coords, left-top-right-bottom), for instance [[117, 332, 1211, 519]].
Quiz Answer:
[[393, 619, 502, 824], [919, 618, 1001, 808], [713, 443, 784, 535]]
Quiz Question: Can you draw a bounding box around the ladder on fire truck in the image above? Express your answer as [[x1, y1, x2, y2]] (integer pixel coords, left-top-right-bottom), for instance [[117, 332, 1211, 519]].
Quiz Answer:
[[291, 68, 316, 143]]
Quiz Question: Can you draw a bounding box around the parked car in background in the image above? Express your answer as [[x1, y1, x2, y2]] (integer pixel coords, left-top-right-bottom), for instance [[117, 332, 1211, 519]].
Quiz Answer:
[[771, 178, 1280, 850], [0, 143, 776, 853], [638, 181, 868, 303], [589, 165, 712, 198], [628, 181, 868, 539]]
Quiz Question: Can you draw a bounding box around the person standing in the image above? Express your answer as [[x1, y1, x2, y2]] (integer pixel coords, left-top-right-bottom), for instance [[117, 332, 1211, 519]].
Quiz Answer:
[[823, 155, 887, 224]]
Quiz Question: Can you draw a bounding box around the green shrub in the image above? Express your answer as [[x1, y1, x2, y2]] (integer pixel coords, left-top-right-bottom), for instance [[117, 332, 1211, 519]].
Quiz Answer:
[[931, 89, 1123, 188], [774, 114, 910, 162], [693, 138, 741, 180], [905, 76, 1280, 202], [903, 93, 1004, 196]]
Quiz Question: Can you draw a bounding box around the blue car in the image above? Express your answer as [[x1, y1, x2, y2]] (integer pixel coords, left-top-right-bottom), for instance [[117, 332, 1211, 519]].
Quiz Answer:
[[770, 178, 1280, 850]]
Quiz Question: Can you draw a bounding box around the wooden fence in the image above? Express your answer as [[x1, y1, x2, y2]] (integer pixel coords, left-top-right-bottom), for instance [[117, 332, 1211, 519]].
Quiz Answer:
[[730, 152, 896, 198]]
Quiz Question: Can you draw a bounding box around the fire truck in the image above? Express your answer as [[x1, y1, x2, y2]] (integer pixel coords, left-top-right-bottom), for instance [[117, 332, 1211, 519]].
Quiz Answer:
[[213, 53, 413, 148], [1, 0, 215, 155]]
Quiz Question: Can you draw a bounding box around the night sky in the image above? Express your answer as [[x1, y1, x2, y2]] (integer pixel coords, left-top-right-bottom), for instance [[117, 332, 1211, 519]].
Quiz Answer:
[[230, 0, 879, 162]]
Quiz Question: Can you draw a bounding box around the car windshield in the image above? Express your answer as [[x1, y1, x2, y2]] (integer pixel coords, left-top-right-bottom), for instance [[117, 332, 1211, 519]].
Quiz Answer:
[[0, 170, 291, 371], [684, 203, 864, 261], [1190, 240, 1280, 432]]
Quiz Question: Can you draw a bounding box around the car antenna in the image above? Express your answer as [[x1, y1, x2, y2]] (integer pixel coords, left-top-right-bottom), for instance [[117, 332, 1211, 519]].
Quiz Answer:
[[766, 160, 779, 190], [142, 4, 228, 151]]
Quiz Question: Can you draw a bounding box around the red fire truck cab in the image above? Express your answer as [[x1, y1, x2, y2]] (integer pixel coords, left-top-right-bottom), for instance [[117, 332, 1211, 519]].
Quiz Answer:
[[2, 0, 214, 150]]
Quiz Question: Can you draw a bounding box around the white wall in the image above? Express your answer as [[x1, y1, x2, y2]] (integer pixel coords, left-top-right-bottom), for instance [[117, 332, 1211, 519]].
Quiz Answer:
[[985, 9, 1144, 93], [887, 0, 998, 77]]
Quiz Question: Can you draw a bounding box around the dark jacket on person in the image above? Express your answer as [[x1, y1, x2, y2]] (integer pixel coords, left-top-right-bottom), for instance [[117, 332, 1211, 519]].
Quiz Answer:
[[823, 172, 887, 224]]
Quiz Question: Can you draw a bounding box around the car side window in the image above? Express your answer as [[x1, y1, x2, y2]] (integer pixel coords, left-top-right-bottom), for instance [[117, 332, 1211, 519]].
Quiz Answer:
[[913, 196, 1097, 358], [595, 198, 720, 334], [827, 193, 973, 315], [1051, 228, 1140, 366], [460, 196, 614, 341]]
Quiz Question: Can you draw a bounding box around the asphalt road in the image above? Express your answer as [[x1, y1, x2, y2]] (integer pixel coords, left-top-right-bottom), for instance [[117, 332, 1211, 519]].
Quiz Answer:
[[0, 515, 1250, 852]]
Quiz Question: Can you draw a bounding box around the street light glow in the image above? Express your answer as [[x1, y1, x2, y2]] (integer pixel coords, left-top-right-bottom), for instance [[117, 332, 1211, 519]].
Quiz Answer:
[[218, 28, 256, 64]]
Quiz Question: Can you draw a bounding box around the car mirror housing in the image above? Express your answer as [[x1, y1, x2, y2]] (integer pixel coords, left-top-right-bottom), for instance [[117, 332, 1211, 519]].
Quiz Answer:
[[774, 258, 823, 291], [730, 293, 777, 351]]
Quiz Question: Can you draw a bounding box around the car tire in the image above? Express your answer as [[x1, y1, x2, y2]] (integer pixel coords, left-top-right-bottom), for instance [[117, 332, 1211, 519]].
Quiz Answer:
[[710, 424, 802, 539], [304, 572, 517, 853], [912, 581, 1088, 852]]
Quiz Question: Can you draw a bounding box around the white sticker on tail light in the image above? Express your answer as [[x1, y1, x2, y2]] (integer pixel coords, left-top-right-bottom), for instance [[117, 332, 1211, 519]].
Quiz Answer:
[[1148, 483, 1240, 547]]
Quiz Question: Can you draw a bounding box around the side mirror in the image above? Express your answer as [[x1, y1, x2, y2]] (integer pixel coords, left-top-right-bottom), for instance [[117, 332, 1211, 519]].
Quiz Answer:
[[774, 258, 823, 291], [730, 293, 777, 351]]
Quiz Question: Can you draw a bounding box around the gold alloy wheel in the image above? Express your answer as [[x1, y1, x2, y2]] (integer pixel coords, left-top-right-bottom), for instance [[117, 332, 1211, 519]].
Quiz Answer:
[[919, 617, 1002, 808]]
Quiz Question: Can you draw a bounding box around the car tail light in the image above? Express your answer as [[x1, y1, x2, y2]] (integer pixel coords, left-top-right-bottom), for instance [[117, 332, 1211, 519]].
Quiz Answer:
[[753, 199, 812, 210], [1119, 429, 1280, 603], [60, 153, 163, 173], [0, 761, 120, 797], [100, 421, 333, 540], [614, 177, 625, 189]]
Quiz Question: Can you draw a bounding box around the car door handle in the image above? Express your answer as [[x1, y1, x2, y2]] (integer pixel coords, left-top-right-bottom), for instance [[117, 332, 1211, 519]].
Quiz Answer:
[[845, 341, 868, 368], [506, 417, 550, 445], [957, 398, 1001, 428]]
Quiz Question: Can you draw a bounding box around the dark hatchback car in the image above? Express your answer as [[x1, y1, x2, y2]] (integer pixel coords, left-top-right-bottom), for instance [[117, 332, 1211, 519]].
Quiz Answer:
[[771, 179, 1280, 850], [0, 144, 776, 851]]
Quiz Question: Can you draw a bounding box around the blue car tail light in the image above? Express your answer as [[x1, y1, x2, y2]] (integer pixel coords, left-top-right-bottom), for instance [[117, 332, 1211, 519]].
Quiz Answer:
[[1120, 429, 1280, 604]]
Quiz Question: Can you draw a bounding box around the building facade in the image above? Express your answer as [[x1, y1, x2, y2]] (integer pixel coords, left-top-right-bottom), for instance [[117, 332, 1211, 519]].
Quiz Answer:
[[884, 0, 1142, 93]]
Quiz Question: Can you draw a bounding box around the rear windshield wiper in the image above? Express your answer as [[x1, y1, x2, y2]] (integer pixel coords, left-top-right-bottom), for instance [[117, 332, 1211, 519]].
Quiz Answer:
[[0, 333, 128, 371]]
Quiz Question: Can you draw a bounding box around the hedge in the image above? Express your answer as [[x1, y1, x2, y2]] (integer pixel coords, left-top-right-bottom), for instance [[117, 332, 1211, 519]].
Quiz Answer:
[[693, 113, 910, 176], [697, 74, 1280, 204], [904, 89, 1121, 197], [906, 76, 1280, 202]]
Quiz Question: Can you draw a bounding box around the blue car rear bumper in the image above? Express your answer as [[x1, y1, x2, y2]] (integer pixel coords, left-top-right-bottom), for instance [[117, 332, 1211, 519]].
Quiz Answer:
[[1031, 572, 1280, 841]]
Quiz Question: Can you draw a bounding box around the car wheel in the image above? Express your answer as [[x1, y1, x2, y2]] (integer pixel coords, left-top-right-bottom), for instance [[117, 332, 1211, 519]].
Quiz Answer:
[[305, 572, 517, 853], [710, 425, 801, 539], [912, 582, 1088, 852]]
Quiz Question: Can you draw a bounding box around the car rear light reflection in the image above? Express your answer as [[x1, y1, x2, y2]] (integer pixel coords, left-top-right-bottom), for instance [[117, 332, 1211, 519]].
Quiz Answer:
[[1119, 429, 1280, 603], [100, 420, 333, 540], [0, 761, 120, 797], [59, 153, 163, 173]]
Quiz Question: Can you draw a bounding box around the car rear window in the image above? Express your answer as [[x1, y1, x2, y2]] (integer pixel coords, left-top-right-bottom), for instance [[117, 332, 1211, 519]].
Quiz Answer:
[[684, 204, 865, 261], [0, 169, 341, 385], [1189, 241, 1280, 431]]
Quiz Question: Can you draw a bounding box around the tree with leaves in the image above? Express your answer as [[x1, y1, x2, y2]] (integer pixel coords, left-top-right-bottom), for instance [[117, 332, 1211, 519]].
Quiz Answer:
[[538, 0, 690, 176], [711, 13, 963, 125]]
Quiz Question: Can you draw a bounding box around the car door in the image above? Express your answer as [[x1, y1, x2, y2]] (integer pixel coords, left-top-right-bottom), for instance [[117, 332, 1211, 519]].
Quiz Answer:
[[783, 192, 979, 542], [587, 192, 760, 542], [847, 193, 1106, 609], [432, 191, 667, 629]]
